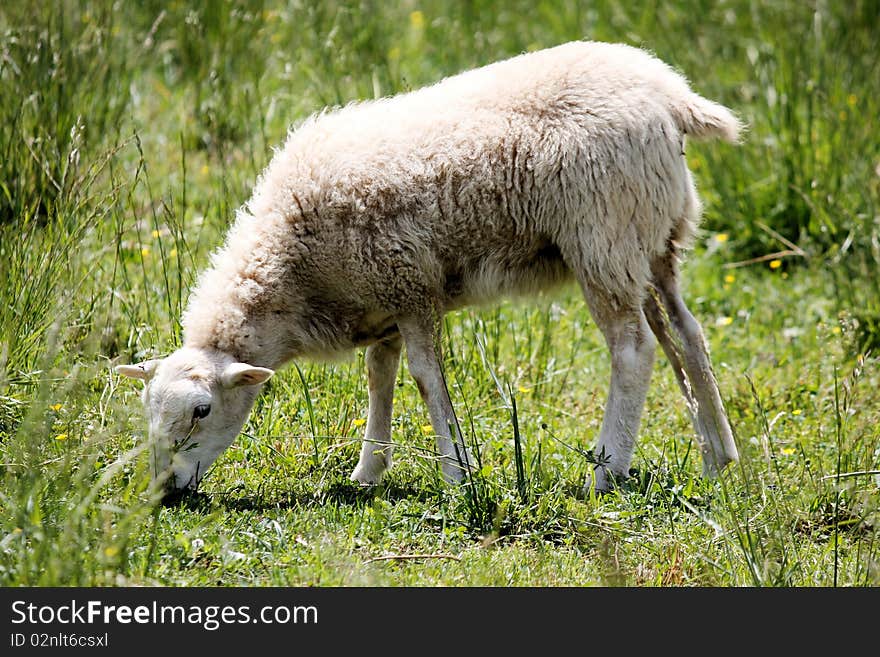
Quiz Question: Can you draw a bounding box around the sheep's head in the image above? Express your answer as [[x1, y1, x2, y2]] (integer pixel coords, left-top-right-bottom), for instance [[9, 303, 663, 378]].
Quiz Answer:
[[116, 347, 273, 504]]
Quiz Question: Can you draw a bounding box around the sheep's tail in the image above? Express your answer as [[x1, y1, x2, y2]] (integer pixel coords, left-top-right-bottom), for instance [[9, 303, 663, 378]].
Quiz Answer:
[[671, 94, 743, 143]]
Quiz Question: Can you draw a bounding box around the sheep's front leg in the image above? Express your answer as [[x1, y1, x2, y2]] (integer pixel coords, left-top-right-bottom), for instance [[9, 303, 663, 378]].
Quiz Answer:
[[350, 335, 402, 485], [398, 318, 473, 483]]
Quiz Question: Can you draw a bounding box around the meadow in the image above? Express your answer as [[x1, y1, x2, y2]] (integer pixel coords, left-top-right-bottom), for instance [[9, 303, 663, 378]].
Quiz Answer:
[[1, 0, 878, 586]]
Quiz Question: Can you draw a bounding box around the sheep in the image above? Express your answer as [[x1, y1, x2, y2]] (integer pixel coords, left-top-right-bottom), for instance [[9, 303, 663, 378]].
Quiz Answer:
[[117, 40, 741, 501]]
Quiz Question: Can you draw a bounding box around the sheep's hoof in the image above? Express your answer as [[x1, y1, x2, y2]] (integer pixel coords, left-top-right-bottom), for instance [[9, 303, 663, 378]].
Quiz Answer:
[[583, 470, 607, 497], [350, 461, 387, 486], [439, 450, 476, 484], [583, 466, 628, 496], [701, 450, 738, 478]]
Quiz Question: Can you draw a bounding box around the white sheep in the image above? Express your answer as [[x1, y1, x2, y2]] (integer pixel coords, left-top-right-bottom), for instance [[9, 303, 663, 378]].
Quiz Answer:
[[117, 40, 741, 500]]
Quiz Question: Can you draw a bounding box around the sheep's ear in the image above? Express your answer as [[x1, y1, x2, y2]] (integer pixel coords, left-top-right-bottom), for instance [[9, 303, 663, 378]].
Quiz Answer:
[[115, 360, 161, 381], [221, 362, 274, 388]]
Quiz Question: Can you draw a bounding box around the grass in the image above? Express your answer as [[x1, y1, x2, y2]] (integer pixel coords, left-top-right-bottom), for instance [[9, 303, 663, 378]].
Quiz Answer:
[[0, 0, 878, 586]]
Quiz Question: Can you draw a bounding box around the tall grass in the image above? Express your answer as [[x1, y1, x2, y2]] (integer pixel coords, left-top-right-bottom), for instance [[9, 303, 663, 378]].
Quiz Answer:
[[0, 0, 878, 586], [0, 3, 132, 225]]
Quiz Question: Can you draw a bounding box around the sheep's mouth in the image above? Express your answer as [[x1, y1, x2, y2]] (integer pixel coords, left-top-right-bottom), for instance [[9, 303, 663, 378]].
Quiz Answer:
[[157, 461, 203, 507], [159, 487, 207, 508], [159, 479, 206, 509]]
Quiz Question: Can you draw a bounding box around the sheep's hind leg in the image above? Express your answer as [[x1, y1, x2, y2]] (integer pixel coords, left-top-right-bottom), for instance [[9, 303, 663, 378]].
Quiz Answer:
[[398, 317, 473, 483], [350, 335, 402, 485], [650, 255, 738, 475], [643, 292, 690, 408], [582, 287, 658, 493]]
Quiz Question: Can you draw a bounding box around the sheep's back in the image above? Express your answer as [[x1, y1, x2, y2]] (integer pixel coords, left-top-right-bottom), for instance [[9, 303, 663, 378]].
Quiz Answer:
[[243, 41, 697, 310]]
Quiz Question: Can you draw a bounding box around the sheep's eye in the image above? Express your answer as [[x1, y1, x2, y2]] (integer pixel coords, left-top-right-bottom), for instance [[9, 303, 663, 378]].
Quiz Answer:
[[193, 404, 211, 421]]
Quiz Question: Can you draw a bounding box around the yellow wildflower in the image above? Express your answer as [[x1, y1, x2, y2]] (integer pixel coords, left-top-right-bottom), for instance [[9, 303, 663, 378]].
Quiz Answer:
[[54, 433, 68, 441], [152, 229, 161, 238], [353, 418, 366, 427], [410, 10, 425, 29], [781, 447, 796, 456], [421, 424, 434, 435], [724, 274, 735, 284], [769, 259, 782, 269], [50, 403, 63, 412], [716, 316, 733, 327], [517, 386, 531, 394], [141, 247, 150, 257], [847, 94, 857, 107], [792, 409, 802, 416], [715, 233, 729, 243]]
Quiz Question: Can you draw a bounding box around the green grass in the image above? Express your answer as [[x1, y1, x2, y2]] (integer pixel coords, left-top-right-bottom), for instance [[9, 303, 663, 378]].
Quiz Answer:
[[1, 0, 878, 586]]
